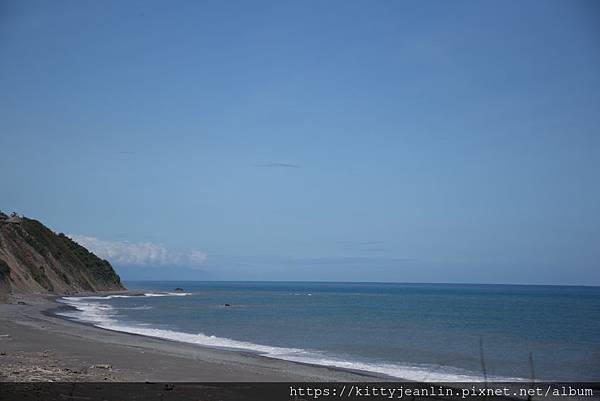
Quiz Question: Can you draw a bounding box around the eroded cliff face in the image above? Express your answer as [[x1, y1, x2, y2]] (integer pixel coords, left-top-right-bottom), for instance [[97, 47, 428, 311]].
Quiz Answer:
[[0, 212, 124, 299]]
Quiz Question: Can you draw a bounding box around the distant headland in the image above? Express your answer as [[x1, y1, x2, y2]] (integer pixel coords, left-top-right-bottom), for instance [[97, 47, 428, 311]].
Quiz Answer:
[[0, 211, 124, 301]]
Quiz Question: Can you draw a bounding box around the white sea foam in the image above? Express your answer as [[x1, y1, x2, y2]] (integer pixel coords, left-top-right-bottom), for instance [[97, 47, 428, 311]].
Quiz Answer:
[[115, 306, 153, 310], [63, 294, 136, 301], [57, 296, 523, 382], [143, 292, 192, 297], [63, 292, 191, 302]]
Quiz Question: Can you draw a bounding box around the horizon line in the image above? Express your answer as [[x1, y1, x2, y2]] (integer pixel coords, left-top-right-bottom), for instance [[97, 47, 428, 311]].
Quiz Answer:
[[120, 279, 600, 288]]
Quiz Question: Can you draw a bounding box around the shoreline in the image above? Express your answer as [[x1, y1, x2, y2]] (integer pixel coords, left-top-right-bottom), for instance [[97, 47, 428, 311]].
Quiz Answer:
[[0, 292, 392, 382]]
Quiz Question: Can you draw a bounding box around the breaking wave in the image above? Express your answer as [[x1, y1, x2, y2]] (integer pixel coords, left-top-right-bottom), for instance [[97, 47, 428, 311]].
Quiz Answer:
[[56, 295, 523, 382]]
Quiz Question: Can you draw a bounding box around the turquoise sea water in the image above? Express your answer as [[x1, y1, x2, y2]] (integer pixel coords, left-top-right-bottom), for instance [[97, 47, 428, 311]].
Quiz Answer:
[[58, 281, 600, 381]]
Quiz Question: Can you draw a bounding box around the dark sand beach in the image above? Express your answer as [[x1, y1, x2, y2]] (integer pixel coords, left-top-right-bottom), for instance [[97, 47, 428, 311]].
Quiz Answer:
[[0, 293, 385, 382]]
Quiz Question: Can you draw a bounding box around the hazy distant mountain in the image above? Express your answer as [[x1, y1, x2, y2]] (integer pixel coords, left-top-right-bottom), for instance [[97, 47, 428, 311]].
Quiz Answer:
[[0, 212, 124, 301]]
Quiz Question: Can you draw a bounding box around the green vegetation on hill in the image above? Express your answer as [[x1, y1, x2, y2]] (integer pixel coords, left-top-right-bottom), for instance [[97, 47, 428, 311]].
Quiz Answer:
[[18, 217, 123, 289], [57, 232, 120, 284], [31, 265, 54, 291], [0, 212, 124, 296], [0, 258, 9, 278]]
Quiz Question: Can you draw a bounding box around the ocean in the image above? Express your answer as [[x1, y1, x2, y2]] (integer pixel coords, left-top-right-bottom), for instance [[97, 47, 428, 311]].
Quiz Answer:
[[57, 281, 600, 381]]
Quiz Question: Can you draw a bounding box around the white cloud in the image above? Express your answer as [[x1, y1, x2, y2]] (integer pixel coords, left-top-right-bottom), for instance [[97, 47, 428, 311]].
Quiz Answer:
[[69, 235, 207, 268]]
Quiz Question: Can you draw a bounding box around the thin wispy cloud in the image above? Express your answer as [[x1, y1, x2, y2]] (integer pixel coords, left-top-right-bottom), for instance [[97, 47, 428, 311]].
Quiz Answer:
[[339, 241, 386, 246], [338, 240, 390, 253], [255, 162, 300, 168], [69, 235, 207, 268]]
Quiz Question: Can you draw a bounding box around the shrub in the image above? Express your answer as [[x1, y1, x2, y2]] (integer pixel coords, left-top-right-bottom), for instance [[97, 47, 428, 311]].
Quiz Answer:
[[0, 258, 10, 277]]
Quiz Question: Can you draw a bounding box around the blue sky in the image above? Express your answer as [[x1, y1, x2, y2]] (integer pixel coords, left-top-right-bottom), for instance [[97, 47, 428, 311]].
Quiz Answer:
[[1, 0, 599, 285]]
